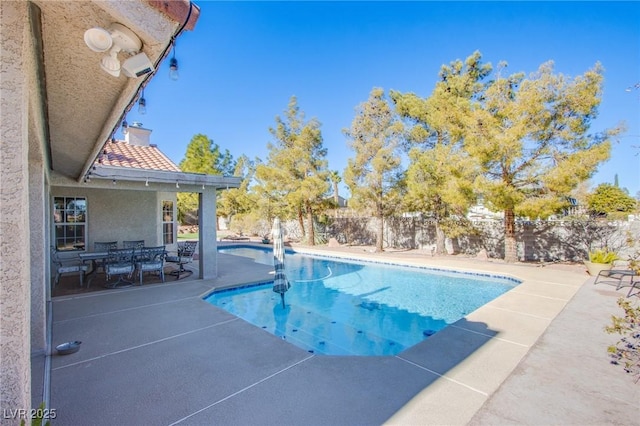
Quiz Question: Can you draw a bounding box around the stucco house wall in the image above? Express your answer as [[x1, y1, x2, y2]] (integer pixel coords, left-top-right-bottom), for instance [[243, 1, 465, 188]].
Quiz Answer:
[[0, 1, 219, 417], [51, 186, 178, 253], [1, 0, 44, 414]]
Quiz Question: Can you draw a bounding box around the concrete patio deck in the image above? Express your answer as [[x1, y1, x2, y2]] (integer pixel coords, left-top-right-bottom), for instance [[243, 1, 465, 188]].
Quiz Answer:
[[48, 244, 639, 425]]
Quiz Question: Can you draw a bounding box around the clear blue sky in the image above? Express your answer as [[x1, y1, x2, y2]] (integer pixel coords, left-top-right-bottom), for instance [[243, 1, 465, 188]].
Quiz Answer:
[[122, 1, 640, 197]]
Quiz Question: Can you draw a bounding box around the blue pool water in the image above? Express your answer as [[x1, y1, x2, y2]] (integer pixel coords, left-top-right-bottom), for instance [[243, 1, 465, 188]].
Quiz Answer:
[[206, 246, 520, 356]]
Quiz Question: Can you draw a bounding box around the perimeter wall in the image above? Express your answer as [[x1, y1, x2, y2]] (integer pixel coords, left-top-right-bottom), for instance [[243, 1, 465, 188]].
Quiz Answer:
[[313, 218, 639, 262]]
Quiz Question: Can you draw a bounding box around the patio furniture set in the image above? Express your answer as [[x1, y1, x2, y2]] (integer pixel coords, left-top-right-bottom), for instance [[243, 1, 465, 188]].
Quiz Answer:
[[51, 240, 198, 289]]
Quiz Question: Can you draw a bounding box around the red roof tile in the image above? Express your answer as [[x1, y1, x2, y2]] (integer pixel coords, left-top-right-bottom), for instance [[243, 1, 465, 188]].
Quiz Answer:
[[97, 140, 180, 172]]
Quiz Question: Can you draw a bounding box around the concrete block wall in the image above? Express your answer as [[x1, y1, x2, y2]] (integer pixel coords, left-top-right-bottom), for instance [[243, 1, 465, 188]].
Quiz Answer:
[[326, 217, 639, 262]]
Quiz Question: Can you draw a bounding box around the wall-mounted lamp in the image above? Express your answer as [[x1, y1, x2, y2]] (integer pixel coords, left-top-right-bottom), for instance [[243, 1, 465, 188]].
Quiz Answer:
[[112, 179, 117, 185], [169, 44, 179, 81], [138, 90, 147, 115], [145, 178, 149, 187], [176, 181, 180, 189], [84, 23, 154, 78]]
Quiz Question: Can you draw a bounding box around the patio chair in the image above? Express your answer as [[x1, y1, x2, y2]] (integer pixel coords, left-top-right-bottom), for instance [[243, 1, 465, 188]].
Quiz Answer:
[[104, 248, 135, 288], [166, 241, 198, 280], [123, 240, 145, 250], [135, 246, 166, 285], [51, 246, 89, 288], [94, 241, 118, 274]]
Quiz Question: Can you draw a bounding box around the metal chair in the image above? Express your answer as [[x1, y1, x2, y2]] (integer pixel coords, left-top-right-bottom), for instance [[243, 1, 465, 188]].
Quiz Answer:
[[95, 241, 118, 251], [51, 246, 89, 288], [123, 240, 145, 250], [104, 248, 135, 288], [165, 241, 198, 280], [135, 246, 166, 285], [94, 241, 118, 274]]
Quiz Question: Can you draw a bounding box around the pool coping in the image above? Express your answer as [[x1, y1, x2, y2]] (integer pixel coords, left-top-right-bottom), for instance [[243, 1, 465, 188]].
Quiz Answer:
[[219, 242, 524, 285]]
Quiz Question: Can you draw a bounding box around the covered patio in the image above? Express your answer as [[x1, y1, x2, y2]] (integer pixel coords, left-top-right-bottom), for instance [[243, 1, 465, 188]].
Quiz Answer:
[[51, 120, 240, 282]]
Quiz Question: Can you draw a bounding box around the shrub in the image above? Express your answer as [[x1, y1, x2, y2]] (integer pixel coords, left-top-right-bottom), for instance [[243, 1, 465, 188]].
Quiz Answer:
[[588, 249, 618, 264], [606, 297, 640, 384]]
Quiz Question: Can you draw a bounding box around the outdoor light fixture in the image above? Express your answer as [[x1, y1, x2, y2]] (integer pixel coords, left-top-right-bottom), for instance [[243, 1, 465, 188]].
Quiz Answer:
[[84, 23, 154, 78], [138, 90, 147, 114], [169, 45, 179, 81], [83, 27, 112, 52], [122, 53, 155, 78], [145, 178, 149, 187], [176, 181, 180, 189], [100, 46, 122, 77], [122, 119, 128, 134]]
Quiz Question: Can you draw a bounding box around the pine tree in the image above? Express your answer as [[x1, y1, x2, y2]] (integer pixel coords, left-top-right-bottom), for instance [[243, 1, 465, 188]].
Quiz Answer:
[[217, 154, 257, 224], [464, 59, 619, 262], [178, 134, 235, 223], [391, 52, 489, 254], [255, 96, 330, 245], [344, 88, 404, 252]]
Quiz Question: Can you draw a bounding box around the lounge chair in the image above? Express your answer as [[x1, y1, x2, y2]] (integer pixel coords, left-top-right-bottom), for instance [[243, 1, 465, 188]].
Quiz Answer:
[[626, 278, 640, 298], [594, 269, 639, 296]]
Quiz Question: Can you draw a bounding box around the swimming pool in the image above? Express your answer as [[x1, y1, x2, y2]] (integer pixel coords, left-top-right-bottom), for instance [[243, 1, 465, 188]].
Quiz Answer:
[[206, 246, 520, 356]]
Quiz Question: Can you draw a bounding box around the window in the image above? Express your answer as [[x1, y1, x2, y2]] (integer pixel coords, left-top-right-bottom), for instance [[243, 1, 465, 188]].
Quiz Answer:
[[162, 200, 174, 244], [53, 197, 86, 251]]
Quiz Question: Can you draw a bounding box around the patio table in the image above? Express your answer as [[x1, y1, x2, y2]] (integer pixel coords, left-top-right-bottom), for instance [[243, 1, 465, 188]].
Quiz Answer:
[[79, 251, 108, 287]]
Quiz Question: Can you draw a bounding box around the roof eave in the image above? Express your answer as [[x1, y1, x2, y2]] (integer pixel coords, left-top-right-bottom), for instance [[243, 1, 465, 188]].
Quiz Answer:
[[76, 1, 200, 184], [91, 165, 242, 189]]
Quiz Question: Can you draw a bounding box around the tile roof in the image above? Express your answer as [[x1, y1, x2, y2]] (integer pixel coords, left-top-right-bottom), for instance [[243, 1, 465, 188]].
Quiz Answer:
[[97, 139, 181, 172]]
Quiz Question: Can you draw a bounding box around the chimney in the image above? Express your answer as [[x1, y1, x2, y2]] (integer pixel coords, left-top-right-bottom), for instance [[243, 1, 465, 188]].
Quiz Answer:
[[124, 122, 152, 146]]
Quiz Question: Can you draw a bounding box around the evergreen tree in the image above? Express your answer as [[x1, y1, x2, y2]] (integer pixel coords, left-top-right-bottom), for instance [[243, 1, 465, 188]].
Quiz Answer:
[[344, 87, 404, 252], [255, 96, 330, 245], [178, 134, 235, 223], [217, 154, 257, 224], [587, 183, 637, 216], [391, 52, 489, 253], [463, 58, 619, 262]]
